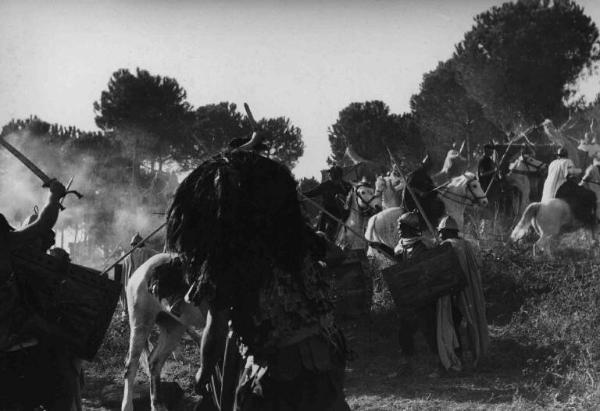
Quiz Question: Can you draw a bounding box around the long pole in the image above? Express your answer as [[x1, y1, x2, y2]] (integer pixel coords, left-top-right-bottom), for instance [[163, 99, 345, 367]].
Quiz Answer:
[[99, 221, 167, 276], [484, 137, 520, 196], [386, 146, 439, 243], [300, 194, 367, 240]]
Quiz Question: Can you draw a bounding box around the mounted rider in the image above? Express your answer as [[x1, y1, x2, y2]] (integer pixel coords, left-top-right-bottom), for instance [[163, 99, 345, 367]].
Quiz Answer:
[[543, 147, 595, 226], [303, 164, 353, 241], [541, 147, 581, 202], [477, 144, 496, 193], [439, 141, 467, 178], [580, 154, 600, 223], [403, 155, 444, 229], [0, 181, 83, 411]]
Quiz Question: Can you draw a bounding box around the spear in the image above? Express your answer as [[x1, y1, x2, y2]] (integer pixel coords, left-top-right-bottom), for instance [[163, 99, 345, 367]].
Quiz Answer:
[[99, 222, 167, 276]]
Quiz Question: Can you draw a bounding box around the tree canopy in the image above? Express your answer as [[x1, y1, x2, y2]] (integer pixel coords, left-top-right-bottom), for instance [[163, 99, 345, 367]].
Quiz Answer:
[[327, 100, 423, 167], [453, 0, 600, 132], [411, 61, 502, 163], [94, 68, 191, 172]]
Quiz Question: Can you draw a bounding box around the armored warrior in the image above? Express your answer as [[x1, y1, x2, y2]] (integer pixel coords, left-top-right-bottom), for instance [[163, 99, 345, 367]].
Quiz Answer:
[[393, 211, 437, 374], [0, 180, 83, 411], [436, 216, 489, 371]]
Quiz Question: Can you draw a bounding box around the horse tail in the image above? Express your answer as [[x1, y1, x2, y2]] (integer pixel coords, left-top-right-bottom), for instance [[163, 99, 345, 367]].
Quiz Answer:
[[510, 202, 540, 242]]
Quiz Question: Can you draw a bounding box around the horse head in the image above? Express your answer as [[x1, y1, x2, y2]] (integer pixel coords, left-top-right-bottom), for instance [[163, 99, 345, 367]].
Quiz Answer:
[[445, 172, 488, 207], [353, 180, 382, 214]]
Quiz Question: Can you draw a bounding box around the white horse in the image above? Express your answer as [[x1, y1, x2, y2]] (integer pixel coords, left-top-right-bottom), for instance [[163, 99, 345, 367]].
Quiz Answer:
[[365, 173, 488, 253], [505, 154, 547, 216], [436, 172, 488, 229], [510, 199, 576, 257], [122, 253, 206, 411], [374, 172, 403, 209], [335, 182, 382, 250]]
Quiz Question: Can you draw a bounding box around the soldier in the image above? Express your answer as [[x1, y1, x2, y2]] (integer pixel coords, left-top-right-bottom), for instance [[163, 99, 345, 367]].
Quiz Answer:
[[541, 147, 581, 201], [121, 232, 158, 308], [403, 156, 444, 228], [439, 141, 467, 178], [437, 216, 489, 370], [303, 165, 352, 241], [393, 211, 437, 374], [477, 144, 496, 192], [0, 180, 83, 411]]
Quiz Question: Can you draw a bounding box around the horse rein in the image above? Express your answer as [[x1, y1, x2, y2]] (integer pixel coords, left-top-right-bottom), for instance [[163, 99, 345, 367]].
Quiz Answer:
[[349, 184, 380, 215], [508, 156, 546, 176]]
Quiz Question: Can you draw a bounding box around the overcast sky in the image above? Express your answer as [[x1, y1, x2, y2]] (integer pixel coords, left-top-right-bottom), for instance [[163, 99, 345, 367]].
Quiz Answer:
[[1, 0, 600, 178]]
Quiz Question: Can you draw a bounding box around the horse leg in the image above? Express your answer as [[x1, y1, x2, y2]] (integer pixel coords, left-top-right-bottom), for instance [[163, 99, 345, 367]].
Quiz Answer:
[[149, 313, 186, 411], [122, 322, 153, 411]]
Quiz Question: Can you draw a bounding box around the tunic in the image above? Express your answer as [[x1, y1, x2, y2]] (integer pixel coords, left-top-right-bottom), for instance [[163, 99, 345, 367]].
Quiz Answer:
[[542, 158, 577, 201]]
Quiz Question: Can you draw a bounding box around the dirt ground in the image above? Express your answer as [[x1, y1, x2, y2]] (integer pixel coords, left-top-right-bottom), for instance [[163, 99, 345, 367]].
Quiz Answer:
[[81, 311, 551, 411]]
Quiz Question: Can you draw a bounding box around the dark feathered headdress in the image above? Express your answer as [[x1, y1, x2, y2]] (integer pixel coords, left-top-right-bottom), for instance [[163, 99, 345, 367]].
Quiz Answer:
[[166, 151, 308, 309]]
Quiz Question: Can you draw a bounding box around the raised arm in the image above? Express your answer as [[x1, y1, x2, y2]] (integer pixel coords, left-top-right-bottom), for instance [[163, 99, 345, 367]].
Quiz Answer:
[[9, 180, 66, 248]]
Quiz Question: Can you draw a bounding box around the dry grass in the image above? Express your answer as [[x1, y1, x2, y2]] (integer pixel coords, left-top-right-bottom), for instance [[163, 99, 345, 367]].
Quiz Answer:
[[83, 230, 600, 410]]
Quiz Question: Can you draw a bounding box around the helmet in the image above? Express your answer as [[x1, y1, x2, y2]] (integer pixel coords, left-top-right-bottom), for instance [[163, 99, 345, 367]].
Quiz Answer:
[[398, 212, 420, 231], [130, 233, 143, 246], [437, 216, 459, 232], [557, 147, 568, 158]]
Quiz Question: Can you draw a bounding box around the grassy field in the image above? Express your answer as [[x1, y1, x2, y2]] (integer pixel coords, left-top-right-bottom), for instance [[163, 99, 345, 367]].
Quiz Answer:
[[82, 232, 600, 410]]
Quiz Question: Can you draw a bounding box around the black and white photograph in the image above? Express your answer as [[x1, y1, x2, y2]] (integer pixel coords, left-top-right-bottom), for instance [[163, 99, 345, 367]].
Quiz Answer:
[[2, 0, 600, 409]]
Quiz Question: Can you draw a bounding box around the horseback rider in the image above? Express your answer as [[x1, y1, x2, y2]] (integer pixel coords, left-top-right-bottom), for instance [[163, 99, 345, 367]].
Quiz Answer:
[[437, 216, 489, 372], [477, 144, 496, 192], [541, 147, 581, 202], [0, 180, 83, 411], [394, 211, 437, 374], [303, 164, 353, 241], [439, 141, 467, 178], [580, 154, 600, 223], [403, 155, 444, 228]]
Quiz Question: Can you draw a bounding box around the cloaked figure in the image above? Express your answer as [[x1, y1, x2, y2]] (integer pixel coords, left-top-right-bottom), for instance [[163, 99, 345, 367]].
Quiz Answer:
[[436, 216, 489, 372]]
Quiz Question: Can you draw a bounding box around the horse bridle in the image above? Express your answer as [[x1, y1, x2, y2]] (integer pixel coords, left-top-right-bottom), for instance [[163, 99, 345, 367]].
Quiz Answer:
[[353, 184, 380, 215], [436, 174, 487, 206]]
